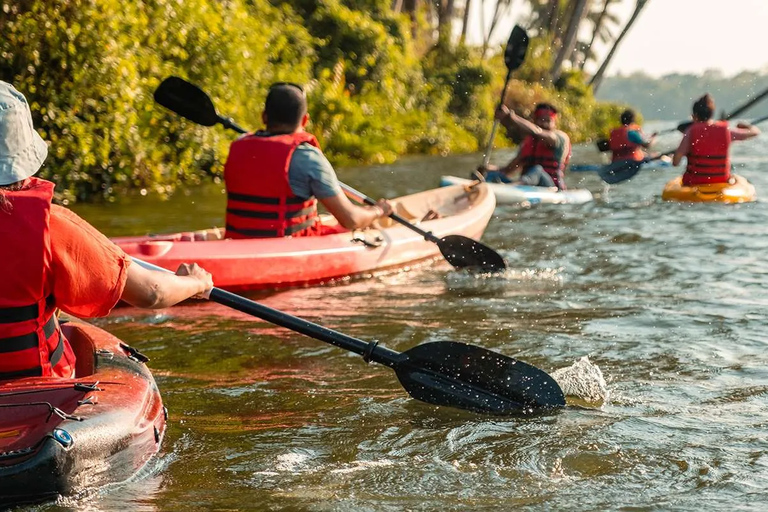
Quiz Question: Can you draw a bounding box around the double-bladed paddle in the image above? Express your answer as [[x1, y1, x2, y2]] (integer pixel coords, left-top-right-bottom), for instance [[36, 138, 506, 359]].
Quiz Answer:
[[598, 112, 768, 185], [133, 258, 565, 415], [480, 25, 530, 170], [595, 84, 768, 153], [154, 76, 507, 272]]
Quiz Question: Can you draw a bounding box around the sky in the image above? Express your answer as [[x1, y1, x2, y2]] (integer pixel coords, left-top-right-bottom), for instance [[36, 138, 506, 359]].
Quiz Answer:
[[469, 0, 768, 78]]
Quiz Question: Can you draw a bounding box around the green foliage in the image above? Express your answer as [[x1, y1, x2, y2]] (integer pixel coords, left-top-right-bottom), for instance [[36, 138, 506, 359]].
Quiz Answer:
[[1, 3, 623, 202], [0, 0, 313, 202]]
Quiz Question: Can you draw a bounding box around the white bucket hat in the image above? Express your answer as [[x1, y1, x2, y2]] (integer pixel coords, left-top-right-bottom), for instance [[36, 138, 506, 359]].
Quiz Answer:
[[0, 81, 48, 186]]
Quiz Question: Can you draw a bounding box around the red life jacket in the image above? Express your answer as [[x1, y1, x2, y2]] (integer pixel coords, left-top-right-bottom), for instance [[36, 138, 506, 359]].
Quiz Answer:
[[224, 132, 322, 239], [518, 135, 571, 190], [609, 124, 645, 162], [0, 178, 73, 381], [684, 121, 731, 186]]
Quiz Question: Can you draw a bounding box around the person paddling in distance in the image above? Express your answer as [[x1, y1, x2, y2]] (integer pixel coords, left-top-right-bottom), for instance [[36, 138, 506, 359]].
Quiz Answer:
[[223, 83, 392, 239], [609, 109, 656, 163], [478, 103, 571, 190], [672, 93, 760, 186], [0, 81, 213, 381]]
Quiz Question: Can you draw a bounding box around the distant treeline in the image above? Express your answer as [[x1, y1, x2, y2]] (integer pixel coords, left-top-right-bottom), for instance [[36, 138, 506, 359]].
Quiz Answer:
[[596, 70, 768, 121]]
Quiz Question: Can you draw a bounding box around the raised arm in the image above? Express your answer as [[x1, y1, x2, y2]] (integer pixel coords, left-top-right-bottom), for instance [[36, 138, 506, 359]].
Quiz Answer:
[[731, 122, 761, 140], [496, 105, 560, 147]]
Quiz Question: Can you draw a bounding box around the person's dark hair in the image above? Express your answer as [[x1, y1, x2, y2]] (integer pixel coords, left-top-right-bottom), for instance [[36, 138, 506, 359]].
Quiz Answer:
[[534, 103, 558, 115], [620, 109, 635, 125], [692, 93, 715, 121], [264, 83, 307, 129]]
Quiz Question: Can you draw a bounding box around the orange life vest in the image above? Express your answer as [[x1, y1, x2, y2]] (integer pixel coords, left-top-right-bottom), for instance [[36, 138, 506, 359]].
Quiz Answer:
[[684, 121, 731, 186], [0, 178, 73, 381], [609, 124, 645, 162], [224, 132, 321, 239], [518, 135, 570, 190]]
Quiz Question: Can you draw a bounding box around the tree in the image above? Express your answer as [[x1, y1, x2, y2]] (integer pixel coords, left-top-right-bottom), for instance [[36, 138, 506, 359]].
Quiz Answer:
[[550, 0, 592, 83], [579, 0, 621, 70], [460, 0, 472, 43], [590, 0, 650, 93], [481, 0, 515, 58]]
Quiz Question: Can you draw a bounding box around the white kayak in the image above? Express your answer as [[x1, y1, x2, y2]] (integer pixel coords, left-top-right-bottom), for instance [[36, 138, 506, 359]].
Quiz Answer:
[[439, 176, 593, 205]]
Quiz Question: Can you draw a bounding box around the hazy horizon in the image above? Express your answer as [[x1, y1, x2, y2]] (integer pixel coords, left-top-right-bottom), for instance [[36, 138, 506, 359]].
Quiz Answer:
[[465, 0, 768, 79]]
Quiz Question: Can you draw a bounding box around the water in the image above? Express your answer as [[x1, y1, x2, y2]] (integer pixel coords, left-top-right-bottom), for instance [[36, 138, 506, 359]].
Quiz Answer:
[[29, 127, 768, 510]]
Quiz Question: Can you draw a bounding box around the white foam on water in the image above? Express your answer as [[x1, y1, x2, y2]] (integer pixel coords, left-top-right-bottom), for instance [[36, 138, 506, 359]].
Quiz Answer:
[[551, 356, 609, 406], [329, 459, 395, 474]]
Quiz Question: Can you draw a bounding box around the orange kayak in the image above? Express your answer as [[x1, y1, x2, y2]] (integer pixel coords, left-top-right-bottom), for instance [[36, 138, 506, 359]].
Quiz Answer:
[[661, 174, 756, 203], [0, 320, 166, 507], [111, 184, 496, 291]]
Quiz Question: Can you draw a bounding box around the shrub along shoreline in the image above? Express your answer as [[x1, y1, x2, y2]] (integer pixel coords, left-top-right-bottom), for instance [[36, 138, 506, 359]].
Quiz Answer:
[[1, 0, 625, 203]]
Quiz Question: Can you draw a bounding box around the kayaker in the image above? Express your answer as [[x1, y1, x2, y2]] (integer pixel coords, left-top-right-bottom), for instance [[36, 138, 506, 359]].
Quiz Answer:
[[223, 83, 393, 239], [479, 103, 571, 190], [672, 93, 760, 186], [0, 81, 214, 381], [609, 109, 656, 162]]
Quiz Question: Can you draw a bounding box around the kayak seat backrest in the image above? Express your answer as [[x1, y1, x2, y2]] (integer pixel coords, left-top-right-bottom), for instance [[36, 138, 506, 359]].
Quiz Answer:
[[62, 324, 96, 378]]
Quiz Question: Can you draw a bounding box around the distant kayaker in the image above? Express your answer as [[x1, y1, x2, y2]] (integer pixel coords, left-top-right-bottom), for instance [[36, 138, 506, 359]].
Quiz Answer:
[[0, 81, 214, 381], [479, 103, 571, 190], [673, 93, 760, 185], [223, 83, 393, 239], [609, 109, 656, 162]]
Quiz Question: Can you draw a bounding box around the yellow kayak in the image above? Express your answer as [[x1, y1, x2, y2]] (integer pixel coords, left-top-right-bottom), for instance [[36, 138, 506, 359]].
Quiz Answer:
[[661, 174, 756, 204]]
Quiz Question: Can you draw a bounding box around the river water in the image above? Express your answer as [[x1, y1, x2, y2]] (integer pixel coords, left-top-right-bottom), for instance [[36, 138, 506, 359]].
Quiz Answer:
[[31, 125, 768, 511]]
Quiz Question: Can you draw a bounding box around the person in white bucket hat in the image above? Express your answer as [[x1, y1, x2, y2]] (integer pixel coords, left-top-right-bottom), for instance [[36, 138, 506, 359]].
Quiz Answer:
[[0, 81, 214, 381]]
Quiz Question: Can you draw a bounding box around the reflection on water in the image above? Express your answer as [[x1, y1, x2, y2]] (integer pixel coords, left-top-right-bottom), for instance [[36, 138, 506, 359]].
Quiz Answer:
[[30, 135, 768, 510]]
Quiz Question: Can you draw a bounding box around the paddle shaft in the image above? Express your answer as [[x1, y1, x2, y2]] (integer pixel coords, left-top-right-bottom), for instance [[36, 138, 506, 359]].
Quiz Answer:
[[723, 86, 768, 121], [133, 258, 402, 367], [339, 183, 441, 243], [482, 68, 513, 169]]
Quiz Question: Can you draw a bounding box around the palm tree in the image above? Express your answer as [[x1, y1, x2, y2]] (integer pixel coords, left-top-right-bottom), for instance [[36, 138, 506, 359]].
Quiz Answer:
[[460, 0, 472, 43], [481, 0, 515, 58], [590, 0, 650, 93], [579, 0, 621, 70], [550, 0, 593, 83]]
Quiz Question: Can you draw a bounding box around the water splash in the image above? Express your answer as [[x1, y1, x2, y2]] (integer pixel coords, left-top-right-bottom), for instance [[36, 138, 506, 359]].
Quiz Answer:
[[551, 356, 609, 406]]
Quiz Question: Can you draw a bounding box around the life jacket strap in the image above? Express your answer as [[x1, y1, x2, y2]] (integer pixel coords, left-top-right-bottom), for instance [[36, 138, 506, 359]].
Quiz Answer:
[[0, 316, 63, 380], [227, 191, 308, 206], [225, 216, 317, 238]]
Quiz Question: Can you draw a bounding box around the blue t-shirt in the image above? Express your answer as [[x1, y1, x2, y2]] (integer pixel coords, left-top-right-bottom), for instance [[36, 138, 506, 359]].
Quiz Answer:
[[288, 143, 342, 200], [627, 130, 648, 145]]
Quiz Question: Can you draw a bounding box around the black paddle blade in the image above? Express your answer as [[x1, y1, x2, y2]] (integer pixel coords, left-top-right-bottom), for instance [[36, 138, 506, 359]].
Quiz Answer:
[[438, 235, 506, 272], [596, 138, 610, 152], [598, 160, 643, 184], [154, 76, 220, 126], [395, 341, 565, 415], [504, 25, 529, 71], [676, 121, 692, 133]]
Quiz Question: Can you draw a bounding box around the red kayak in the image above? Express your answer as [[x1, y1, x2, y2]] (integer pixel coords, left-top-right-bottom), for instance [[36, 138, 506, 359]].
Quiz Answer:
[[0, 320, 166, 507], [111, 184, 496, 291]]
